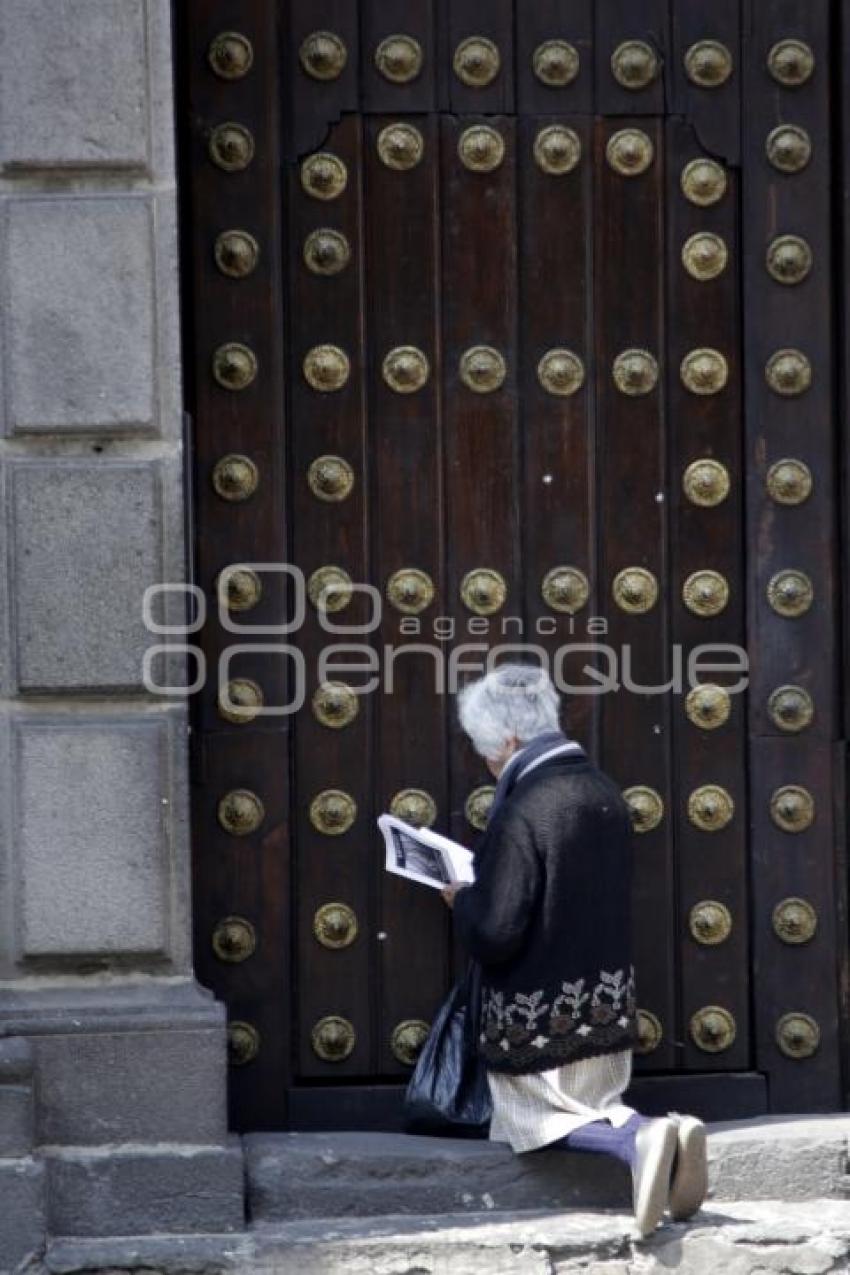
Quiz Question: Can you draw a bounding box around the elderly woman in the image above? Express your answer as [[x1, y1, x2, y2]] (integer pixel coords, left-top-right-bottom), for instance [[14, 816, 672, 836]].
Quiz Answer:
[[441, 664, 707, 1238]]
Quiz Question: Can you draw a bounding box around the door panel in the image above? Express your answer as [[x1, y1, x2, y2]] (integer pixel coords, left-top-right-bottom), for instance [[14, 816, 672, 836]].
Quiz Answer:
[[364, 111, 450, 1075], [287, 112, 373, 1079], [665, 117, 749, 1072], [178, 0, 848, 1129], [592, 115, 679, 1070]]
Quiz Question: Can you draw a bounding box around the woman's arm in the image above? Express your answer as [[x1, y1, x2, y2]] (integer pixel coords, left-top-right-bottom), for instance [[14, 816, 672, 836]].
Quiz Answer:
[[449, 808, 542, 965]]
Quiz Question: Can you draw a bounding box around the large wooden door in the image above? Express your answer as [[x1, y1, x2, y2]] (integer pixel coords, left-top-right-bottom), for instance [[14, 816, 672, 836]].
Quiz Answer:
[[179, 1, 849, 1131]]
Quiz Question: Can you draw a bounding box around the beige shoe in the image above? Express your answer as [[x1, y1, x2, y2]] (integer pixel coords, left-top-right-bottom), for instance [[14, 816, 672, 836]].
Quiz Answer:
[[667, 1113, 708, 1220], [631, 1117, 678, 1237]]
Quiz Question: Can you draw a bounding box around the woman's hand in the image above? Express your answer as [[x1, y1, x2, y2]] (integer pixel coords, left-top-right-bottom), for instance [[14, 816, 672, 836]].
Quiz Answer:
[[440, 883, 468, 908]]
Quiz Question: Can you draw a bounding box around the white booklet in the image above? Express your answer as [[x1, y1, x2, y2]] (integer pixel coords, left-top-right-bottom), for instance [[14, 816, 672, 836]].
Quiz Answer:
[[377, 814, 475, 891]]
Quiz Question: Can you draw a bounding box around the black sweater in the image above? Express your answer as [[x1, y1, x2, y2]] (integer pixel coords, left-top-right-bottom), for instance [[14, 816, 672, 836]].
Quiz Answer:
[[453, 752, 638, 1074]]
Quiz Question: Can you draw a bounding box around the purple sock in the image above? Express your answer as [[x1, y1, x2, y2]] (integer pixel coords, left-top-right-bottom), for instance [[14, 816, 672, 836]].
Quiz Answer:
[[549, 1113, 650, 1169]]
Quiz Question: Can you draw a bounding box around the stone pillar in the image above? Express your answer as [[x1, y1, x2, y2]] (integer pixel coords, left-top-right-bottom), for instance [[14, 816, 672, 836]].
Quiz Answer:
[[0, 0, 241, 1250]]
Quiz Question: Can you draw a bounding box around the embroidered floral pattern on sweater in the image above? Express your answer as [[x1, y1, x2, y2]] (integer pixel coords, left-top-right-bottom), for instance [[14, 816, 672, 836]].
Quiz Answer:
[[479, 965, 637, 1068]]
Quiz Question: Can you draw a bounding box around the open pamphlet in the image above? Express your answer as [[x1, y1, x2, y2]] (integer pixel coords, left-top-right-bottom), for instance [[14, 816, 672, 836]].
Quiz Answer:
[[377, 814, 476, 891]]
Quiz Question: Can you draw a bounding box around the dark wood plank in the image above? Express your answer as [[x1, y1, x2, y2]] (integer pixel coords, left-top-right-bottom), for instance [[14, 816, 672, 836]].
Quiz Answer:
[[363, 113, 451, 1075], [515, 0, 594, 116], [669, 0, 740, 162], [360, 0, 437, 113], [750, 739, 844, 1110], [446, 0, 515, 114], [665, 117, 749, 1071], [742, 0, 838, 740], [517, 113, 598, 755], [282, 0, 361, 158], [593, 117, 676, 1070], [286, 114, 374, 1078], [181, 0, 289, 735], [593, 0, 669, 116], [440, 113, 519, 962], [742, 0, 843, 1110], [192, 734, 290, 1131], [179, 0, 292, 1131]]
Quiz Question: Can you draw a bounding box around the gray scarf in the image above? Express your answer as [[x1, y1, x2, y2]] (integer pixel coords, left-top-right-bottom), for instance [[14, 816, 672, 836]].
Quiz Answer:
[[486, 729, 586, 826]]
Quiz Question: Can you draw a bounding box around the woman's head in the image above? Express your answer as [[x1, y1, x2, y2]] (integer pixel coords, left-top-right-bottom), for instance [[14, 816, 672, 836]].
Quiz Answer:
[[456, 663, 561, 771]]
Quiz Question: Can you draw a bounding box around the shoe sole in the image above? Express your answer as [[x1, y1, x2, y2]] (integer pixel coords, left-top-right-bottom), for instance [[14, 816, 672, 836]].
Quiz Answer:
[[633, 1121, 678, 1238], [669, 1117, 708, 1221]]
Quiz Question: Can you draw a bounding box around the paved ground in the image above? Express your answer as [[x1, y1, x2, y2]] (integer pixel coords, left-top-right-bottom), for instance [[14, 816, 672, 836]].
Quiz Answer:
[[43, 1200, 850, 1274]]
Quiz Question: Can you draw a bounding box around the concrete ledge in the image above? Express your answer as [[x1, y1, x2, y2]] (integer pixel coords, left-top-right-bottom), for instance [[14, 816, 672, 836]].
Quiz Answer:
[[45, 1138, 244, 1237], [43, 1200, 850, 1275]]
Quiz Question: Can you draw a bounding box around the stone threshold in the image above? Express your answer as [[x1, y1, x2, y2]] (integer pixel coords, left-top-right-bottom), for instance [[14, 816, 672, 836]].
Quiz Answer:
[[44, 1200, 850, 1275], [245, 1115, 850, 1222]]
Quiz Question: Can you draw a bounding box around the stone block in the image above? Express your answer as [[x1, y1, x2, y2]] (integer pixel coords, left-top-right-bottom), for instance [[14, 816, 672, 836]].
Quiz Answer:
[[0, 1085, 33, 1158], [0, 0, 149, 171], [45, 1139, 244, 1237], [5, 458, 187, 692], [3, 196, 159, 434], [245, 1131, 631, 1222], [0, 1036, 34, 1157], [707, 1113, 850, 1201], [0, 1157, 45, 1272], [32, 1021, 228, 1147], [10, 714, 179, 961]]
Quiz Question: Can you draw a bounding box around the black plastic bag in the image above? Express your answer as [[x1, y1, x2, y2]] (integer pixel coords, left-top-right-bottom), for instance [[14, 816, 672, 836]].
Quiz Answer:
[[403, 958, 492, 1137]]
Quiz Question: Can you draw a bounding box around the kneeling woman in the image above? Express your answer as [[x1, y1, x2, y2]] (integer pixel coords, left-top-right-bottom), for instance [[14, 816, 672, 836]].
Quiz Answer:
[[442, 664, 707, 1238]]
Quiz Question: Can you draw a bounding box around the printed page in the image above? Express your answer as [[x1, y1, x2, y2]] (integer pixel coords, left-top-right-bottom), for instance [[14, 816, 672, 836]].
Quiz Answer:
[[378, 814, 475, 890]]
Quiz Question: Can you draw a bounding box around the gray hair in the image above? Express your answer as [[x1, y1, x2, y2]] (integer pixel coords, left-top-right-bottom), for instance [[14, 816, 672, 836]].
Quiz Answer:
[[456, 663, 561, 761]]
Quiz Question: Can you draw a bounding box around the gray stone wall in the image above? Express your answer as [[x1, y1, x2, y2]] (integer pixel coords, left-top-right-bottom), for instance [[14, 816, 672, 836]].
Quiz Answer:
[[0, 0, 190, 975], [0, 2, 239, 1261]]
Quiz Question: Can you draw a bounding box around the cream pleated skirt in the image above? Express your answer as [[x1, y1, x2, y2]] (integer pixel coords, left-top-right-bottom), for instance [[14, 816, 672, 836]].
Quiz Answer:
[[486, 1047, 636, 1153]]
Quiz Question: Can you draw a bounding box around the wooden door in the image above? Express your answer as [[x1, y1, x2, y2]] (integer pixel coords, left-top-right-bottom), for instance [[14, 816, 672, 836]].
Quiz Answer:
[[178, 0, 849, 1131]]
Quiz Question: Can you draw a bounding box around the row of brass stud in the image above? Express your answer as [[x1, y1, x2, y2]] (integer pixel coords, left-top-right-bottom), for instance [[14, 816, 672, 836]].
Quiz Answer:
[[636, 1008, 820, 1058], [209, 29, 813, 93], [212, 894, 817, 965], [228, 1003, 822, 1066], [299, 451, 810, 504], [226, 1016, 430, 1067], [302, 563, 812, 619], [623, 782, 815, 834], [376, 123, 584, 176], [213, 779, 816, 841], [204, 343, 810, 398], [280, 31, 813, 92], [212, 784, 494, 839], [209, 338, 813, 399], [303, 1015, 429, 1065], [687, 897, 818, 946], [681, 231, 812, 287], [218, 676, 814, 737], [277, 133, 804, 201], [209, 557, 816, 622], [296, 226, 809, 287], [211, 452, 813, 511]]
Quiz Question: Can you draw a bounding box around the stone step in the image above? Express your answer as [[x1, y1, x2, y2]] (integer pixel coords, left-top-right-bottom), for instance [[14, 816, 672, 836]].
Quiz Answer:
[[245, 1116, 850, 1223], [44, 1199, 850, 1275], [44, 1137, 245, 1237]]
